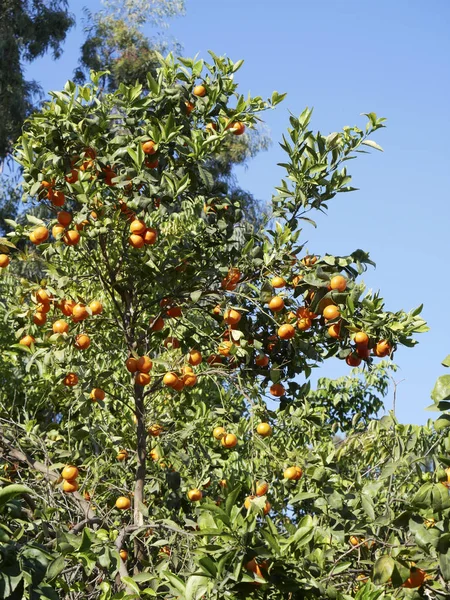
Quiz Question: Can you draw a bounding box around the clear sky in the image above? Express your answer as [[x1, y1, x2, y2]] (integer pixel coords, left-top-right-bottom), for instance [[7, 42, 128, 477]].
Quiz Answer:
[[24, 0, 450, 424]]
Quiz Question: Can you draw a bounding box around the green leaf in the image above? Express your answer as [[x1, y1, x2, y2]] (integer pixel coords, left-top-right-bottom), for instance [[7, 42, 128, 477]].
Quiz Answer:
[[46, 556, 65, 580], [198, 556, 217, 577], [373, 555, 394, 584], [185, 575, 210, 600], [225, 486, 241, 516], [442, 355, 450, 368], [0, 483, 33, 507], [361, 494, 376, 521], [162, 571, 186, 594], [361, 139, 383, 151], [435, 414, 450, 431], [432, 375, 450, 403], [292, 515, 314, 547], [121, 576, 141, 594]]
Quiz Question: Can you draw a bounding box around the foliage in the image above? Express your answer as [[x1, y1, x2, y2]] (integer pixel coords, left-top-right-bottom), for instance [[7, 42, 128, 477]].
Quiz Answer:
[[0, 52, 439, 599]]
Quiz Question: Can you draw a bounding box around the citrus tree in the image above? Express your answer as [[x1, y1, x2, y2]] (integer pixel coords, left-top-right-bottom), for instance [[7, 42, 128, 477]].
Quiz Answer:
[[1, 52, 446, 600]]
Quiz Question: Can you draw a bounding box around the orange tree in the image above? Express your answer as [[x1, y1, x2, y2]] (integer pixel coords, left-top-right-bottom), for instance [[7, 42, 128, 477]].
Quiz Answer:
[[2, 52, 449, 599]]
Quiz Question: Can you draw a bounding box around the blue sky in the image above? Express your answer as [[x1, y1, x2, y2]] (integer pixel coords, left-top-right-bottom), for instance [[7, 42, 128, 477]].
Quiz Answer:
[[24, 0, 450, 424]]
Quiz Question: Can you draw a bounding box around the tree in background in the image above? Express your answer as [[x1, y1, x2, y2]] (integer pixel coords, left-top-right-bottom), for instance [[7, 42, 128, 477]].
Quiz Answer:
[[1, 52, 446, 600]]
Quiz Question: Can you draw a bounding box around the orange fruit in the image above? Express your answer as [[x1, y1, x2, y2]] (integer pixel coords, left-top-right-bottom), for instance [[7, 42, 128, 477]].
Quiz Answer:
[[57, 211, 72, 226], [65, 169, 78, 184], [323, 305, 340, 320], [212, 305, 222, 316], [270, 383, 285, 397], [48, 189, 65, 206], [221, 433, 238, 448], [144, 158, 159, 169], [188, 349, 202, 366], [148, 424, 163, 437], [36, 301, 51, 314], [213, 426, 226, 440], [205, 122, 217, 133], [228, 121, 245, 135], [255, 353, 269, 367], [330, 275, 347, 292], [53, 319, 69, 334], [301, 255, 317, 267], [163, 337, 180, 349], [292, 274, 303, 287], [90, 388, 105, 401], [62, 465, 79, 480], [72, 304, 89, 321], [150, 316, 164, 331], [35, 289, 50, 303], [115, 496, 131, 510], [328, 322, 341, 338], [296, 306, 317, 320], [29, 227, 49, 245], [218, 341, 233, 356], [126, 357, 139, 373], [135, 372, 151, 386], [346, 354, 361, 367], [244, 495, 256, 510], [119, 549, 128, 561], [284, 466, 303, 480], [144, 227, 158, 245], [268, 296, 285, 312], [183, 372, 197, 387], [271, 276, 286, 288], [33, 312, 46, 326], [224, 308, 242, 325], [129, 234, 144, 248], [278, 323, 295, 340], [187, 488, 202, 501], [19, 335, 35, 347], [185, 101, 195, 115], [59, 299, 75, 316], [137, 356, 152, 373], [63, 479, 79, 493], [166, 305, 182, 318], [356, 345, 371, 359], [63, 372, 78, 387], [63, 230, 80, 246], [349, 535, 360, 547], [89, 300, 103, 315], [256, 422, 272, 437], [354, 331, 369, 346], [256, 481, 269, 496], [172, 378, 185, 392], [193, 84, 206, 97], [374, 340, 391, 357], [163, 372, 179, 388], [0, 254, 10, 268], [130, 220, 146, 235], [142, 140, 156, 155], [245, 558, 266, 579], [117, 449, 128, 461], [402, 568, 426, 589]]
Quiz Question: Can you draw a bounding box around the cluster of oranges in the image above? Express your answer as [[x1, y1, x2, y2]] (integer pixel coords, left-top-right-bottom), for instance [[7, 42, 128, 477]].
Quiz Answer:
[[61, 465, 80, 493], [128, 218, 158, 249], [212, 426, 238, 448]]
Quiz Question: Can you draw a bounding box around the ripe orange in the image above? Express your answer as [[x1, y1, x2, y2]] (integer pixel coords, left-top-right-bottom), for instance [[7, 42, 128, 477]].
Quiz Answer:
[[89, 300, 103, 315], [129, 234, 144, 248], [33, 312, 47, 326], [48, 189, 65, 206], [63, 479, 79, 493], [188, 349, 202, 366], [330, 275, 347, 292], [218, 341, 233, 356], [144, 158, 159, 169], [0, 254, 10, 268], [163, 337, 180, 349], [119, 549, 128, 561], [193, 84, 206, 97], [284, 466, 303, 480], [137, 355, 152, 373], [36, 289, 50, 303], [29, 227, 49, 245], [19, 335, 35, 347], [52, 224, 65, 238], [349, 535, 360, 547], [183, 372, 197, 387], [65, 169, 78, 184], [60, 299, 75, 316], [270, 383, 285, 397], [256, 481, 269, 496], [148, 424, 163, 437], [263, 501, 271, 515], [36, 302, 51, 314], [323, 305, 340, 320], [142, 140, 156, 155], [374, 340, 391, 357], [187, 488, 202, 501], [135, 372, 151, 386], [185, 101, 195, 115], [356, 345, 371, 359], [346, 354, 361, 367], [163, 372, 179, 388], [402, 568, 426, 589], [166, 305, 182, 318], [278, 323, 295, 340], [255, 353, 269, 367], [271, 276, 286, 288], [117, 449, 128, 461], [228, 121, 245, 135], [328, 322, 341, 338], [115, 496, 131, 510], [244, 495, 255, 510], [63, 230, 80, 246], [205, 122, 217, 133], [90, 388, 105, 401], [144, 227, 158, 245], [150, 316, 165, 331], [268, 296, 285, 312], [53, 320, 69, 334], [126, 357, 139, 373], [221, 433, 238, 448], [63, 372, 78, 387], [213, 426, 226, 440], [172, 377, 185, 392], [296, 306, 317, 320], [354, 331, 369, 346], [130, 220, 146, 235], [224, 308, 242, 325], [256, 422, 272, 437], [62, 465, 79, 480], [292, 274, 303, 287], [246, 558, 266, 580], [301, 255, 317, 267], [57, 211, 72, 226], [212, 305, 222, 316], [72, 304, 89, 321]]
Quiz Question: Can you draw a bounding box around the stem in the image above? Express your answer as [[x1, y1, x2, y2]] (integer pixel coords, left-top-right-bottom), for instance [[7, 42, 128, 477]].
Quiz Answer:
[[133, 383, 146, 528]]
